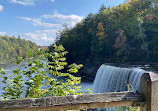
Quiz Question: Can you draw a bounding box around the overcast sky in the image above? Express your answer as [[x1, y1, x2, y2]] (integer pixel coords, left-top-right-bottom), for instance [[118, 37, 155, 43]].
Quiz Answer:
[[0, 0, 125, 46]]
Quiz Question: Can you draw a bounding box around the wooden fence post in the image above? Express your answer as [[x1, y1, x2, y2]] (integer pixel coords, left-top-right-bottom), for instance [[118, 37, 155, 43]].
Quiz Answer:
[[141, 72, 158, 111]]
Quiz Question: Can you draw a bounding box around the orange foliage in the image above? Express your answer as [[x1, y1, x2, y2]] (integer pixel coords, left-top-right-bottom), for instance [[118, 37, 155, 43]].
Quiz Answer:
[[128, 0, 138, 3], [146, 14, 155, 21], [114, 29, 127, 49], [19, 49, 22, 57]]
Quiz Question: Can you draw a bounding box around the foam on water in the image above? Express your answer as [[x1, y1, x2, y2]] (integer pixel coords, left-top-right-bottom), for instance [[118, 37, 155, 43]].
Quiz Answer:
[[93, 65, 146, 93]]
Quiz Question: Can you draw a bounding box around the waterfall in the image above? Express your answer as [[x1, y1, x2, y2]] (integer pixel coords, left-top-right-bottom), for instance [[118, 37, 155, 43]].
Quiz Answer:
[[93, 64, 146, 93]]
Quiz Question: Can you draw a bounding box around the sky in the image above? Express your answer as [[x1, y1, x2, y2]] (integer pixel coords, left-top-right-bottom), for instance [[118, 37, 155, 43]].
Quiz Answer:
[[0, 0, 125, 46]]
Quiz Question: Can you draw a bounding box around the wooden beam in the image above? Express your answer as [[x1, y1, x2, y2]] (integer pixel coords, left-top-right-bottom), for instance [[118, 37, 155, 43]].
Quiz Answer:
[[0, 91, 144, 111], [141, 72, 158, 111]]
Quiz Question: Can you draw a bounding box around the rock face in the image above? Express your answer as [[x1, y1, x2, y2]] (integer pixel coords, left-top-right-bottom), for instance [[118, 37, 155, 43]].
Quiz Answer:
[[76, 61, 100, 82], [78, 66, 99, 82]]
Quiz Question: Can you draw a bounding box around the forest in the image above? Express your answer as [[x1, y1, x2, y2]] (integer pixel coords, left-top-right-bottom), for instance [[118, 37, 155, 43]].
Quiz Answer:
[[0, 35, 39, 64], [0, 1, 158, 110], [49, 0, 158, 67]]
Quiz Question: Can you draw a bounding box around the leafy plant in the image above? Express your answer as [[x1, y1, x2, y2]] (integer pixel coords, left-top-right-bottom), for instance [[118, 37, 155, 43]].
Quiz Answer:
[[0, 44, 83, 99], [87, 88, 93, 94]]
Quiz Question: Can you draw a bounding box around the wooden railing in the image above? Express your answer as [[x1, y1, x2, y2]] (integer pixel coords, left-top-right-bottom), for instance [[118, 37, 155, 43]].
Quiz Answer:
[[0, 72, 158, 111]]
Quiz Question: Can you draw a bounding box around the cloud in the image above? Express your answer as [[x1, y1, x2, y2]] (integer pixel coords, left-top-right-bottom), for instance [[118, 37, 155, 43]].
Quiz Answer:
[[51, 0, 55, 2], [0, 32, 6, 35], [42, 12, 83, 27], [0, 5, 3, 11], [10, 0, 35, 6], [24, 32, 55, 45], [24, 33, 39, 40], [17, 12, 83, 45], [23, 29, 57, 44], [18, 12, 83, 28], [42, 29, 57, 33], [18, 17, 59, 28]]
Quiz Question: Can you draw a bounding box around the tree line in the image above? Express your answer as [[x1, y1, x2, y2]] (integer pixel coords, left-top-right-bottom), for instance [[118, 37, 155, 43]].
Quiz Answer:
[[0, 35, 39, 64], [49, 0, 158, 66]]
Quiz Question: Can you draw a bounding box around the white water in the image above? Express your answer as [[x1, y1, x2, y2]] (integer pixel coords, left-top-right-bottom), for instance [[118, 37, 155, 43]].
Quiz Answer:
[[93, 65, 146, 93]]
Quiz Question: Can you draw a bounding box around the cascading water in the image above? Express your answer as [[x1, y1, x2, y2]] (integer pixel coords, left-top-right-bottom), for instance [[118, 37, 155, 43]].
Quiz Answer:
[[93, 64, 146, 93]]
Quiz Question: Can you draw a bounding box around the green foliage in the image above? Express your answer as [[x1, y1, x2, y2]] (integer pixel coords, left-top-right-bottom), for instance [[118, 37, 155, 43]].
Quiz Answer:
[[0, 35, 39, 64], [51, 0, 158, 64], [0, 44, 83, 99], [87, 88, 93, 94]]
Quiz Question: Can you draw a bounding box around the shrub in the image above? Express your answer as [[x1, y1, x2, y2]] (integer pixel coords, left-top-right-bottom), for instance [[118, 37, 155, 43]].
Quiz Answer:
[[0, 44, 83, 99]]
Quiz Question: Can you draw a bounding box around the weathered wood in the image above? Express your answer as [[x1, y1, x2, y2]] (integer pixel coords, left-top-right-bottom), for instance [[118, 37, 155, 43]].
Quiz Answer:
[[0, 91, 144, 111], [141, 72, 158, 111]]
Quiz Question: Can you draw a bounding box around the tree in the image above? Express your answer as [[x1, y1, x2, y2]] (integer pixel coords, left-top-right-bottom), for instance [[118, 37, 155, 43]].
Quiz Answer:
[[0, 36, 39, 64], [114, 29, 128, 61], [0, 44, 83, 99]]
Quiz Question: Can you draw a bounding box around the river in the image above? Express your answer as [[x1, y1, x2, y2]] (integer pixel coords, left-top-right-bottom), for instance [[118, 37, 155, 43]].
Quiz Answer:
[[0, 62, 93, 98], [1, 62, 158, 99]]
